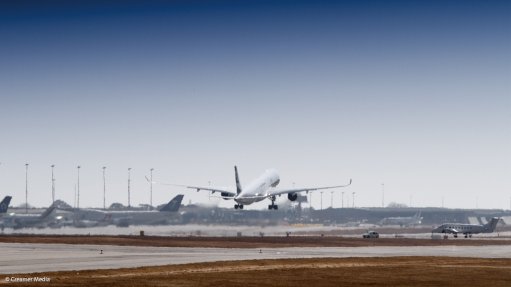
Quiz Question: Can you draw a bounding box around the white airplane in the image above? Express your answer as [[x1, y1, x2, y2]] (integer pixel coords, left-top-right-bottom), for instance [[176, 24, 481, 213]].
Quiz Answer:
[[431, 217, 500, 238], [379, 211, 422, 227], [1, 206, 57, 229], [151, 166, 351, 210]]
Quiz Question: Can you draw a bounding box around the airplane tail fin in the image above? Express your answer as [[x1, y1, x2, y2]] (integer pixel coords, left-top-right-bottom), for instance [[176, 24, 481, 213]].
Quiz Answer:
[[485, 217, 500, 232], [0, 196, 12, 213], [39, 206, 56, 219], [159, 194, 184, 212], [234, 166, 242, 195]]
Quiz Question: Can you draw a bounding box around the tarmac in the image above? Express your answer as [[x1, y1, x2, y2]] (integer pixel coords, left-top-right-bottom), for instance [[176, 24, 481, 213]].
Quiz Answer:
[[2, 243, 511, 274]]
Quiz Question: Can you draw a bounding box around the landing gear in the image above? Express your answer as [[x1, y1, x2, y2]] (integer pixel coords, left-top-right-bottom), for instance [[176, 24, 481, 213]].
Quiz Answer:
[[268, 196, 278, 210], [454, 234, 458, 238], [268, 204, 278, 210], [234, 204, 244, 210], [464, 234, 468, 238], [469, 234, 472, 238]]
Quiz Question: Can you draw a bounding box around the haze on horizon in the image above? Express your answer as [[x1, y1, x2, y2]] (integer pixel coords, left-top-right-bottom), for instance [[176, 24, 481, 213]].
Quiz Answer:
[[0, 0, 509, 210]]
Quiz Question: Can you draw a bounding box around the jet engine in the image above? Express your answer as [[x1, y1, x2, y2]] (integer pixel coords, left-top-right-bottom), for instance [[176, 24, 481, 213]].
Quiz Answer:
[[287, 192, 298, 201], [221, 192, 231, 200]]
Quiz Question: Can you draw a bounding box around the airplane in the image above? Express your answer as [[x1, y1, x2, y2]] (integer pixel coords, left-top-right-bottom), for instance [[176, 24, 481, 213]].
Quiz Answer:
[[379, 211, 422, 227], [69, 194, 185, 227], [431, 217, 500, 238], [151, 166, 351, 210], [0, 196, 12, 214], [0, 205, 57, 229]]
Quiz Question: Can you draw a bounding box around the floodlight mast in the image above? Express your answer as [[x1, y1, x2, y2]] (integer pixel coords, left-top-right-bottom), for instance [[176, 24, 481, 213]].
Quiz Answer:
[[25, 163, 29, 213], [150, 168, 154, 207], [128, 168, 132, 208], [51, 165, 55, 204], [77, 166, 81, 209], [102, 166, 106, 209]]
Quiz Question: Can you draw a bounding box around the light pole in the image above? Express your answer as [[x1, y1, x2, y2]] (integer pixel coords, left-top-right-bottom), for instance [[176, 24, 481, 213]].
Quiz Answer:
[[77, 166, 80, 209], [208, 180, 211, 201], [320, 191, 323, 210], [352, 192, 355, 208], [341, 191, 344, 208], [51, 165, 55, 204], [381, 183, 384, 208], [330, 191, 334, 209], [150, 168, 154, 207], [25, 163, 29, 213], [102, 167, 106, 209], [128, 168, 131, 208]]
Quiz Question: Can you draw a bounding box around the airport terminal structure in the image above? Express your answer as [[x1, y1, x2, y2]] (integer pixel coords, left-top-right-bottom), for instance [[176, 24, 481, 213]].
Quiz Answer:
[[1, 195, 510, 232]]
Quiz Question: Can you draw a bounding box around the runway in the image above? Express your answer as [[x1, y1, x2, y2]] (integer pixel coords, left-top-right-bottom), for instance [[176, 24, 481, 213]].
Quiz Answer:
[[2, 243, 511, 274]]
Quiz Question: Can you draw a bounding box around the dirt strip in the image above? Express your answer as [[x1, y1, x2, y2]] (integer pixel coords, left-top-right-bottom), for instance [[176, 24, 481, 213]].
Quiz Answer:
[[0, 234, 509, 248], [2, 257, 511, 287]]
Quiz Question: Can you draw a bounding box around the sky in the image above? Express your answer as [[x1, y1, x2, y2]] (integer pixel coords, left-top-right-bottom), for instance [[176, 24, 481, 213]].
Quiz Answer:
[[0, 0, 510, 210]]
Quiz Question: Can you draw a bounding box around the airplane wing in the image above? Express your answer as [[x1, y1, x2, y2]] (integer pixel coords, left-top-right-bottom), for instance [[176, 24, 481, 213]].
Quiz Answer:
[[164, 183, 236, 198], [146, 177, 236, 198], [266, 179, 352, 197]]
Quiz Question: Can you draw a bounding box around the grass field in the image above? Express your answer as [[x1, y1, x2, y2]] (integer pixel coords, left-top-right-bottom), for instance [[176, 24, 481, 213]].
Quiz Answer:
[[3, 257, 511, 287]]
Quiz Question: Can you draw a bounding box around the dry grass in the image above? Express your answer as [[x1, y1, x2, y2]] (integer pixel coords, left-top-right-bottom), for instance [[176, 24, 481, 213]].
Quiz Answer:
[[0, 234, 509, 248], [3, 257, 511, 287]]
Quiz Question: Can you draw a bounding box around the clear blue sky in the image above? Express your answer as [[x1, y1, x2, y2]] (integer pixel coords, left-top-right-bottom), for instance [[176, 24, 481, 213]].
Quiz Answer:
[[0, 0, 510, 210]]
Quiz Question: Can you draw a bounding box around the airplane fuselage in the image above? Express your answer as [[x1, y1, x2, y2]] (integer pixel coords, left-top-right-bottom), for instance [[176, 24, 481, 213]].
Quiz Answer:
[[433, 224, 487, 234], [380, 216, 422, 226], [234, 169, 280, 205], [1, 213, 52, 229], [432, 218, 499, 237]]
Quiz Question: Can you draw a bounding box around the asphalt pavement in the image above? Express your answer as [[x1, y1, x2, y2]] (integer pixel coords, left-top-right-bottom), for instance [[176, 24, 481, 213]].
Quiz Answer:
[[1, 243, 510, 274]]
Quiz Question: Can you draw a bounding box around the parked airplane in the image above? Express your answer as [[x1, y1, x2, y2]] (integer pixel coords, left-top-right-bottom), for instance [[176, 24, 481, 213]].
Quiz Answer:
[[379, 211, 422, 227], [151, 166, 351, 210], [0, 196, 12, 214], [431, 217, 500, 238], [0, 206, 57, 229], [69, 194, 184, 227]]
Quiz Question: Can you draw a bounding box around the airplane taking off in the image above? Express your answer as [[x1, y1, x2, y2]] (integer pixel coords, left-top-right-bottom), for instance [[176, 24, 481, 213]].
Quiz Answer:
[[431, 217, 500, 238], [379, 211, 422, 227], [151, 166, 351, 210]]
